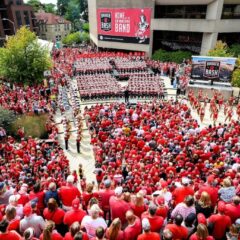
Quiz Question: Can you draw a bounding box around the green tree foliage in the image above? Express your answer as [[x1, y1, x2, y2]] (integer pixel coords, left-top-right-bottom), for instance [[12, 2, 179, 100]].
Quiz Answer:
[[27, 0, 42, 12], [44, 3, 56, 14], [0, 106, 16, 130], [152, 49, 192, 63], [82, 22, 89, 32], [0, 26, 52, 85], [207, 41, 233, 57], [231, 68, 240, 87], [62, 31, 89, 46], [57, 0, 88, 30], [229, 44, 240, 58]]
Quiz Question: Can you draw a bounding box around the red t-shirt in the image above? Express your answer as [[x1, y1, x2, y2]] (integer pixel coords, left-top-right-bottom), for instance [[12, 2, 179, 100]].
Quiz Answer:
[[131, 203, 147, 218], [208, 214, 231, 240], [43, 208, 65, 225], [8, 218, 20, 231], [124, 217, 142, 240], [141, 212, 164, 233], [165, 224, 188, 240], [224, 203, 240, 223], [173, 186, 194, 205], [189, 234, 214, 240], [198, 186, 218, 207], [98, 189, 115, 211], [64, 231, 89, 240], [63, 209, 87, 227], [0, 231, 22, 240], [109, 196, 131, 225], [58, 185, 81, 207], [137, 232, 161, 240]]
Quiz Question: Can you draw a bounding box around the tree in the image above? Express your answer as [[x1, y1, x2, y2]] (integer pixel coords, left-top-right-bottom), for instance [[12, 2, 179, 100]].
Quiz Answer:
[[0, 26, 52, 85], [0, 107, 16, 130], [57, 0, 69, 16], [27, 0, 42, 12], [82, 22, 89, 32], [44, 3, 56, 14], [229, 44, 240, 58], [207, 41, 233, 57]]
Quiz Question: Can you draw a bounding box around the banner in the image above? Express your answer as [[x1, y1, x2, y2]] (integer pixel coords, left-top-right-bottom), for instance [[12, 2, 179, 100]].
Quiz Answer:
[[191, 56, 236, 82], [97, 8, 152, 44]]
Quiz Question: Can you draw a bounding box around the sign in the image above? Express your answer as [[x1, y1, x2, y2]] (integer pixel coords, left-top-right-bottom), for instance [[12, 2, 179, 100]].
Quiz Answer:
[[191, 56, 237, 82], [97, 8, 152, 44]]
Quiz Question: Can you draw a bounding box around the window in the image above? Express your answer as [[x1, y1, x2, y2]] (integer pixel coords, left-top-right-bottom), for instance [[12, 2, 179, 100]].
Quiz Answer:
[[24, 11, 30, 25], [58, 24, 60, 31], [155, 5, 207, 19], [56, 35, 61, 41], [16, 0, 22, 5], [45, 25, 47, 32], [64, 24, 67, 31], [222, 4, 240, 19], [15, 11, 22, 27], [55, 24, 58, 31]]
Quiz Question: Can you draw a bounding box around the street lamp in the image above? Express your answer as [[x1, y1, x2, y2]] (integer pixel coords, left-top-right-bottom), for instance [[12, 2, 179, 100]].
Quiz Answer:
[[2, 18, 16, 35]]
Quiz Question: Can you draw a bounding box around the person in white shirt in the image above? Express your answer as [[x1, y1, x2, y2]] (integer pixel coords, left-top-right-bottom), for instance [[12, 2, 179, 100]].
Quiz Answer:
[[81, 204, 107, 239]]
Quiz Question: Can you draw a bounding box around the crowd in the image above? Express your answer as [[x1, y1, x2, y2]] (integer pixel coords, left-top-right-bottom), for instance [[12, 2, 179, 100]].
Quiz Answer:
[[0, 47, 239, 240]]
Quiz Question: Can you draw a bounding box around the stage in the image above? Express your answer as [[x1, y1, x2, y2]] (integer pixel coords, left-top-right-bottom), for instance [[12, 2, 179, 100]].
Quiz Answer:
[[187, 80, 233, 100]]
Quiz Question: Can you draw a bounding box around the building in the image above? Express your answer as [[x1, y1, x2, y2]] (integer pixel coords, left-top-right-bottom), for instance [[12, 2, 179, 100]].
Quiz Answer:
[[35, 11, 72, 42], [0, 0, 36, 43], [88, 0, 240, 56]]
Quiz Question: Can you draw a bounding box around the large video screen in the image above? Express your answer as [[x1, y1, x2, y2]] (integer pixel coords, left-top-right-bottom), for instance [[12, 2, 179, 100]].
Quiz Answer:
[[191, 56, 237, 82], [97, 8, 152, 44]]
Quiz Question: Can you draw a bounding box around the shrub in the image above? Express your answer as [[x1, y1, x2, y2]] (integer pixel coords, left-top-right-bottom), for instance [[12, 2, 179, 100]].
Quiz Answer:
[[0, 107, 16, 131], [10, 114, 48, 139], [62, 31, 90, 46], [231, 68, 240, 88], [82, 22, 89, 32], [229, 44, 240, 58], [152, 49, 192, 63]]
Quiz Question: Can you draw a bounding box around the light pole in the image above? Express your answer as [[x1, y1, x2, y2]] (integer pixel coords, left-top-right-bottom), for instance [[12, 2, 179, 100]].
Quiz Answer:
[[2, 18, 16, 35]]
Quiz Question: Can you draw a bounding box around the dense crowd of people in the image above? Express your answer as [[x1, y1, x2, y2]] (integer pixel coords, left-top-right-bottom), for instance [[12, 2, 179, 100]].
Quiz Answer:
[[0, 47, 239, 240]]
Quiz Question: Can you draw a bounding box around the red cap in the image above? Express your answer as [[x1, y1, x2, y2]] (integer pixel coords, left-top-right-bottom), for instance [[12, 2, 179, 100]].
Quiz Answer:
[[72, 198, 80, 210], [23, 205, 32, 216], [218, 201, 226, 213], [197, 213, 207, 225], [155, 196, 165, 205]]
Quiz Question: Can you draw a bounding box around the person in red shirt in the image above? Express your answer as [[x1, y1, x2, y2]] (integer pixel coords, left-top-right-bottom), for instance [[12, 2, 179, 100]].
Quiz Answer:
[[172, 177, 194, 206], [131, 192, 148, 218], [137, 218, 160, 240], [141, 204, 164, 233], [198, 175, 218, 207], [189, 223, 214, 240], [39, 220, 63, 240], [63, 198, 87, 228], [98, 179, 115, 220], [124, 210, 142, 240], [0, 219, 22, 240], [64, 221, 89, 240], [29, 183, 45, 214], [18, 184, 29, 206], [5, 206, 20, 232], [82, 183, 99, 210], [224, 196, 240, 223], [43, 198, 66, 235], [208, 201, 231, 240], [58, 175, 81, 210], [109, 187, 131, 226], [106, 218, 124, 240], [165, 214, 188, 240]]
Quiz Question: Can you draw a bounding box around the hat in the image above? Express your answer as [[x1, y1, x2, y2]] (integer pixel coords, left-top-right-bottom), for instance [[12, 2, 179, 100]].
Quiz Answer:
[[23, 205, 32, 216], [115, 186, 123, 196], [142, 218, 150, 231], [72, 198, 80, 210], [67, 175, 74, 183], [235, 218, 240, 225], [218, 201, 226, 213], [155, 196, 165, 206], [9, 194, 20, 203], [197, 213, 207, 225], [182, 177, 190, 185], [104, 179, 111, 188]]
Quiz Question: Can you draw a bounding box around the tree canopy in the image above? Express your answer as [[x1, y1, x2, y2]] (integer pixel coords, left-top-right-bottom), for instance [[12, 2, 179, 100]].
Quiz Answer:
[[0, 26, 52, 85], [27, 0, 56, 13]]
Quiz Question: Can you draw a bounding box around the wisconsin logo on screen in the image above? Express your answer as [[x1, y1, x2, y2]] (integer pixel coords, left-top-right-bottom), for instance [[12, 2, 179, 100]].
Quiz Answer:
[[100, 12, 111, 31], [204, 61, 220, 78]]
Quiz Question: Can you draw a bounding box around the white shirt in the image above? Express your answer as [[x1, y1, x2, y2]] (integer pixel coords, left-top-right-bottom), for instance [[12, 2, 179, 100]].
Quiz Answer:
[[81, 216, 107, 238]]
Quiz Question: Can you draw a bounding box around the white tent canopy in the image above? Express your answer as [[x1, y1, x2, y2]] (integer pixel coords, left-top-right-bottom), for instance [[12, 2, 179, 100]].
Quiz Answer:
[[37, 39, 54, 52]]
